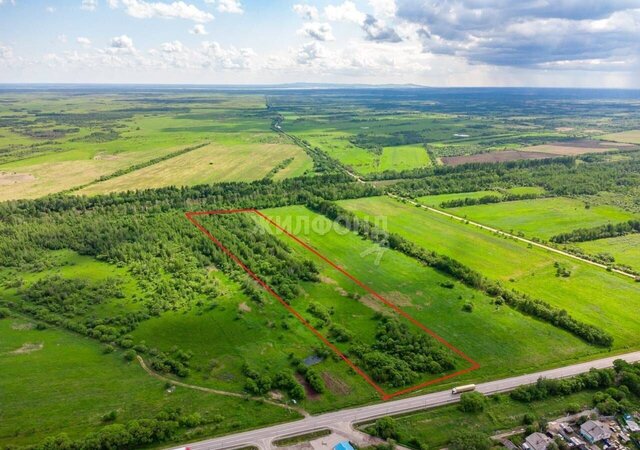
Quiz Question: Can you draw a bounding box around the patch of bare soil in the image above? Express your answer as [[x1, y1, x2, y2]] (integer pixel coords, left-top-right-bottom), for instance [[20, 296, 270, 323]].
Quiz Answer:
[[359, 291, 413, 313], [295, 373, 321, 400], [442, 151, 556, 166], [10, 342, 43, 354], [269, 390, 284, 401], [321, 372, 351, 396], [517, 140, 637, 156], [0, 172, 36, 185], [334, 286, 348, 297], [238, 302, 252, 312], [319, 274, 337, 285], [93, 153, 120, 161], [555, 127, 575, 132], [11, 322, 35, 331]]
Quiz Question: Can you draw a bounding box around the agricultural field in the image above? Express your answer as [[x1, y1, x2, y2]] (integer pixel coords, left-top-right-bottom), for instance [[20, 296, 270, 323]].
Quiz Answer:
[[574, 234, 640, 272], [79, 135, 312, 195], [599, 129, 640, 144], [515, 139, 635, 156], [2, 87, 640, 449], [339, 196, 640, 347], [0, 92, 315, 200], [256, 207, 600, 382], [445, 196, 637, 240]]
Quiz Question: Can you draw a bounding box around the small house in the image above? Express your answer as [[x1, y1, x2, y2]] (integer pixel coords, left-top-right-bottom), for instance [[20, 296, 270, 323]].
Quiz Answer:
[[580, 420, 612, 444], [525, 432, 552, 450]]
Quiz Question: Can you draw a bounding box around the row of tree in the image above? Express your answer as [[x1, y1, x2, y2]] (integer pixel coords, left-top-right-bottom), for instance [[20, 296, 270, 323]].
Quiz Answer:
[[439, 191, 541, 208], [307, 198, 614, 347], [551, 219, 640, 243]]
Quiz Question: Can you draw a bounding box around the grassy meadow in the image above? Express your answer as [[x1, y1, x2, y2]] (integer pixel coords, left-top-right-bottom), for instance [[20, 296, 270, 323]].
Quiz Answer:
[[0, 93, 314, 200], [574, 233, 640, 272], [258, 207, 599, 384], [0, 316, 298, 447], [600, 130, 640, 144], [447, 196, 637, 240], [339, 196, 640, 348]]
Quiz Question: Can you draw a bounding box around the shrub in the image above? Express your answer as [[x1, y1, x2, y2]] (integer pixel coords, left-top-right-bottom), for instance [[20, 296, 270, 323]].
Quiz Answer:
[[449, 431, 492, 450], [102, 411, 118, 422], [459, 391, 486, 413], [370, 417, 399, 440]]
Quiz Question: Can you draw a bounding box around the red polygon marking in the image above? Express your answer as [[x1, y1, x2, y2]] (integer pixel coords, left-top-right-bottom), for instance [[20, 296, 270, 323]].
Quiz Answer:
[[185, 209, 480, 400]]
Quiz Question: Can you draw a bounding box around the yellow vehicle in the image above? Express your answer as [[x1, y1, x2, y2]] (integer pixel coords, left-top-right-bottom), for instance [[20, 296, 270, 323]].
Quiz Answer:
[[452, 384, 476, 394]]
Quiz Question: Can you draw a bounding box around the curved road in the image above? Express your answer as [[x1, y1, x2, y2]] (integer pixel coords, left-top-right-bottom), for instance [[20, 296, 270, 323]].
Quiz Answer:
[[171, 351, 640, 450]]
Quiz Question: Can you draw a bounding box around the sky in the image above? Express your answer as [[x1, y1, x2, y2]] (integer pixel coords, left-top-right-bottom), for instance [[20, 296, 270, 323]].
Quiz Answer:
[[0, 0, 639, 87]]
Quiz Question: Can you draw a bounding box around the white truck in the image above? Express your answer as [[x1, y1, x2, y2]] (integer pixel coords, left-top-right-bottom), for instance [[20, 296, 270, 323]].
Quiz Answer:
[[451, 384, 476, 394]]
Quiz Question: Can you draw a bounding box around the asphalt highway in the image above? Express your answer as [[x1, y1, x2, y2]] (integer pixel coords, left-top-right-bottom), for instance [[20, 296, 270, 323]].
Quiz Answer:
[[172, 351, 640, 450]]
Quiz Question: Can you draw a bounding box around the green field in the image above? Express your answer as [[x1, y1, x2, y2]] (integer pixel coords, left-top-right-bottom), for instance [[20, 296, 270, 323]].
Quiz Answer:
[[575, 233, 640, 272], [0, 316, 297, 447], [258, 207, 599, 382], [339, 196, 640, 348], [447, 197, 637, 240], [365, 390, 604, 449], [0, 94, 314, 200], [131, 205, 602, 412], [3, 88, 640, 449]]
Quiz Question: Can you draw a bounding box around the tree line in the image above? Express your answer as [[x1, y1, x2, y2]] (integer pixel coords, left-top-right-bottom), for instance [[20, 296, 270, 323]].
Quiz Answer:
[[307, 198, 614, 347], [551, 219, 640, 243]]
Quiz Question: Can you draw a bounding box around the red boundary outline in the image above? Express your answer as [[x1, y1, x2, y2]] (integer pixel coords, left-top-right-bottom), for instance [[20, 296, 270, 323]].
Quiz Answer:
[[185, 209, 480, 400]]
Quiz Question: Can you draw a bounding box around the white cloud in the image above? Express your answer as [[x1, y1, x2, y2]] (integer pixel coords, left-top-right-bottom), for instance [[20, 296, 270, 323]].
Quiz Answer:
[[368, 0, 396, 18], [296, 41, 329, 64], [297, 22, 335, 41], [118, 0, 214, 22], [160, 40, 186, 53], [57, 34, 68, 44], [216, 0, 242, 14], [293, 4, 318, 20], [81, 0, 98, 11], [110, 34, 135, 51], [107, 0, 119, 7], [190, 24, 208, 35], [46, 6, 56, 13], [0, 44, 14, 60], [0, 0, 16, 5], [77, 37, 92, 46], [325, 1, 366, 24]]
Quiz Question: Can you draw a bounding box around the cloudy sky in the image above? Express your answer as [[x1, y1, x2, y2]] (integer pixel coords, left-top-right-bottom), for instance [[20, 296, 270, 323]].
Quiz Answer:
[[0, 0, 639, 87]]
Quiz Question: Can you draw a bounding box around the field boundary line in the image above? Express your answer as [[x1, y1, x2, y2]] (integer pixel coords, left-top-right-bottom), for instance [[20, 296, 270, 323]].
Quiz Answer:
[[185, 209, 480, 400], [388, 193, 637, 279]]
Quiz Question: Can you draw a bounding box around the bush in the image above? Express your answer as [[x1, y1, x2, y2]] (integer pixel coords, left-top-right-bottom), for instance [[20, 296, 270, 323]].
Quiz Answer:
[[462, 301, 474, 312], [123, 349, 137, 361], [459, 391, 486, 413], [102, 410, 118, 422], [565, 403, 581, 414], [449, 431, 492, 450], [0, 307, 10, 319], [370, 417, 399, 440]]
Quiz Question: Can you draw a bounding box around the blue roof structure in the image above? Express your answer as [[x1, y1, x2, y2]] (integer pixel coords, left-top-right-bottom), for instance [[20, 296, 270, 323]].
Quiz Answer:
[[334, 441, 355, 450]]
